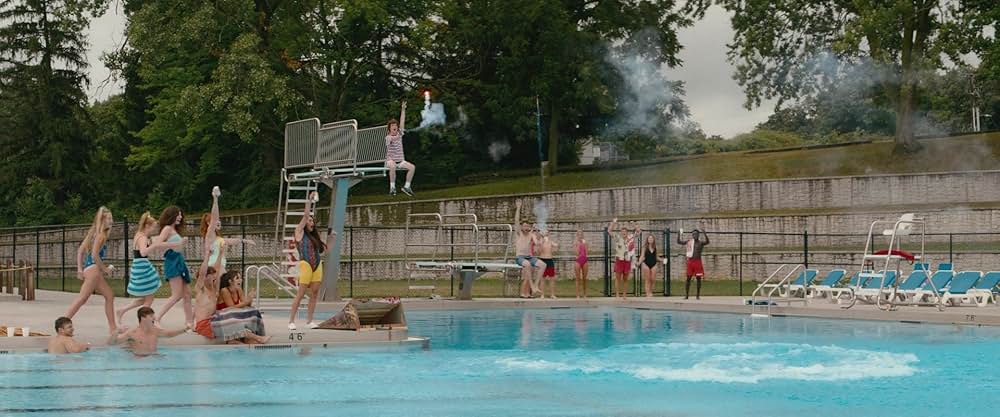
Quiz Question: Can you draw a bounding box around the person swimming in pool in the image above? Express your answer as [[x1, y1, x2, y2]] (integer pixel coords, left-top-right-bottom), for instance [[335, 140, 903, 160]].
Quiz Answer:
[[47, 317, 90, 354], [110, 307, 188, 356]]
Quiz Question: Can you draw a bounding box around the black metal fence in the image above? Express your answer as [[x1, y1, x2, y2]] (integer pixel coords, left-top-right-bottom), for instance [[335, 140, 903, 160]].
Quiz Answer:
[[2, 221, 997, 298]]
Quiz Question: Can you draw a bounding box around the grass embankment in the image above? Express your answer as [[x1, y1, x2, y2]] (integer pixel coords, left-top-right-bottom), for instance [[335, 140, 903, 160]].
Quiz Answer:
[[37, 276, 754, 299], [348, 132, 1000, 204]]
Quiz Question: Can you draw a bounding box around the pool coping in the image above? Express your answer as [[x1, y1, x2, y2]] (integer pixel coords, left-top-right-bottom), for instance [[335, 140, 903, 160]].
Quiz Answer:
[[2, 291, 999, 355]]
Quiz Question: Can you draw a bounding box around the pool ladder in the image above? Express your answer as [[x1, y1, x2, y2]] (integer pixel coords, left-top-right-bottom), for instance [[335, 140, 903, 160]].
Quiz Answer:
[[750, 264, 809, 317]]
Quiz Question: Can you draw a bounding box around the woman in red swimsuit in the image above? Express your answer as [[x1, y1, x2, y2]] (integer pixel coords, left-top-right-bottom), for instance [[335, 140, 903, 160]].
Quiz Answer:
[[217, 272, 255, 311]]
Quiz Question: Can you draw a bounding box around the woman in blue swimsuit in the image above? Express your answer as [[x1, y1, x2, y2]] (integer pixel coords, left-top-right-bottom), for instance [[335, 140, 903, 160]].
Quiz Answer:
[[65, 206, 119, 336], [154, 205, 192, 327]]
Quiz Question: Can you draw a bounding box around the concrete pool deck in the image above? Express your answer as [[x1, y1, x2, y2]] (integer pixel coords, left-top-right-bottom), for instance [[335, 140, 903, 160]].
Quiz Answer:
[[2, 290, 998, 352]]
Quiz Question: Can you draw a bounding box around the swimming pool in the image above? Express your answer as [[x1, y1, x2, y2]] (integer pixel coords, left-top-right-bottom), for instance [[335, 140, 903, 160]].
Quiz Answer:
[[2, 307, 998, 417]]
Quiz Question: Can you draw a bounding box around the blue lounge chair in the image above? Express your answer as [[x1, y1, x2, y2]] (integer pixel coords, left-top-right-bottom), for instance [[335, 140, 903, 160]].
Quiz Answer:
[[968, 271, 1000, 307], [889, 270, 928, 300], [807, 269, 847, 298], [758, 269, 817, 297], [856, 270, 897, 301], [939, 271, 982, 306], [907, 270, 954, 302]]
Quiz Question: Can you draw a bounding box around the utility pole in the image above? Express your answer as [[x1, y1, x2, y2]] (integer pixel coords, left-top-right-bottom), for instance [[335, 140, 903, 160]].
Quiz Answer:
[[536, 96, 546, 191]]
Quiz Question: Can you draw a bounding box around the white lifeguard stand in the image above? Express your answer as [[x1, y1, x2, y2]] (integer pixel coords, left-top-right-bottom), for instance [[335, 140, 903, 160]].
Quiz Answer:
[[273, 118, 396, 301], [845, 213, 942, 310]]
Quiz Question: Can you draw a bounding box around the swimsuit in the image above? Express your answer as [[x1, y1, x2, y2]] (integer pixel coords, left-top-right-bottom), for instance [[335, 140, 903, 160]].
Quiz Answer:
[[127, 245, 162, 296], [541, 258, 556, 278], [576, 242, 588, 265], [298, 236, 324, 285], [217, 288, 242, 311], [207, 236, 227, 270], [644, 248, 658, 269], [83, 245, 106, 269], [163, 234, 191, 283]]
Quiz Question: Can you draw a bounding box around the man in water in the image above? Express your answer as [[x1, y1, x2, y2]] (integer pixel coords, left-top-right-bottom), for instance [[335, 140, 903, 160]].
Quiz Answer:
[[47, 317, 90, 354], [677, 228, 709, 300], [110, 307, 188, 355], [513, 200, 543, 298]]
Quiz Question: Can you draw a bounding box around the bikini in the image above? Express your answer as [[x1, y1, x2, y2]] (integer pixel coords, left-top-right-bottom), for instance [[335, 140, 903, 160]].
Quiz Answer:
[[217, 288, 241, 310]]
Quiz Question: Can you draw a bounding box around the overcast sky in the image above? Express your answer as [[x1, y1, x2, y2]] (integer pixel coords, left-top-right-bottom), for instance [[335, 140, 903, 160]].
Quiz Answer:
[[84, 5, 774, 138]]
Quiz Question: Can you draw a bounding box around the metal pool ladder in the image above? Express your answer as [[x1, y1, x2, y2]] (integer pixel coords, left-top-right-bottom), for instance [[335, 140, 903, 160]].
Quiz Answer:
[[750, 264, 808, 317]]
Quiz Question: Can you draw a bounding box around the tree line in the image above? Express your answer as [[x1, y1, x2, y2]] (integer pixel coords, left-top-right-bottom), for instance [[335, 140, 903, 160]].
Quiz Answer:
[[1, 0, 997, 226]]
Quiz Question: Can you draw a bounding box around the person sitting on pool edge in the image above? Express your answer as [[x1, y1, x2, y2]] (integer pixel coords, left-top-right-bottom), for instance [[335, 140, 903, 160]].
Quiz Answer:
[[110, 307, 189, 356], [48, 317, 91, 354]]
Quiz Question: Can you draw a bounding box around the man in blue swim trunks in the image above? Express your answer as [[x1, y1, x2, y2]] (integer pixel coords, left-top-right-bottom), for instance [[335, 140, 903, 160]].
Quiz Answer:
[[514, 200, 543, 298]]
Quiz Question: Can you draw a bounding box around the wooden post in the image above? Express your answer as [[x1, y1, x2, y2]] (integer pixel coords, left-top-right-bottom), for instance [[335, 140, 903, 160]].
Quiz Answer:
[[3, 260, 10, 294], [25, 261, 35, 301]]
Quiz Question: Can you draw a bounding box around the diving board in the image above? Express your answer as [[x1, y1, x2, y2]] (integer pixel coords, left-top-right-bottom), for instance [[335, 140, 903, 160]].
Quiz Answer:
[[413, 261, 521, 300], [404, 213, 517, 300]]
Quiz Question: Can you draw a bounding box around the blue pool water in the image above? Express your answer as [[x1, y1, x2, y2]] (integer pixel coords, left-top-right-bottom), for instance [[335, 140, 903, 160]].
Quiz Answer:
[[2, 307, 998, 416]]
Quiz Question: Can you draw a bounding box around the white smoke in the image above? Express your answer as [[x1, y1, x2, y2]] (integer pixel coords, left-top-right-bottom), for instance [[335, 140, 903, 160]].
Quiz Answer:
[[605, 32, 689, 137], [488, 141, 511, 162], [418, 103, 447, 129], [532, 200, 549, 232]]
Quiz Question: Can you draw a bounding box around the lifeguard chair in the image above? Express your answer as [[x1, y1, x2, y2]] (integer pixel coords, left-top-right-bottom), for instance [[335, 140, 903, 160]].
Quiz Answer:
[[252, 118, 402, 302]]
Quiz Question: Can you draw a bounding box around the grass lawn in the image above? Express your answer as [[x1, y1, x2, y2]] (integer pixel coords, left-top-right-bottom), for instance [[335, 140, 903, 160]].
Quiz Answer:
[[347, 133, 1000, 204], [36, 275, 756, 300]]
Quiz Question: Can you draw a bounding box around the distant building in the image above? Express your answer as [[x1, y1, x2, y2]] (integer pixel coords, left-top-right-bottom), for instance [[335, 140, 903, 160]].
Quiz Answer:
[[578, 139, 629, 165]]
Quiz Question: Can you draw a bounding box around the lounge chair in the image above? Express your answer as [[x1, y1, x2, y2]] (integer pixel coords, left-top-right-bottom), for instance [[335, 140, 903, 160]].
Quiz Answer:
[[778, 269, 820, 298], [855, 270, 897, 302], [806, 269, 847, 298], [887, 270, 928, 301], [968, 271, 1000, 307], [757, 269, 818, 297], [937, 271, 982, 306], [816, 272, 868, 302], [906, 270, 954, 303]]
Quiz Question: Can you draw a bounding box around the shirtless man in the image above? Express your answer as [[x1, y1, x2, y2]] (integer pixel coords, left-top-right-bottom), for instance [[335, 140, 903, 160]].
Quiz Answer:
[[110, 307, 188, 356], [47, 317, 90, 354], [537, 230, 559, 299], [514, 200, 543, 298], [192, 191, 269, 344]]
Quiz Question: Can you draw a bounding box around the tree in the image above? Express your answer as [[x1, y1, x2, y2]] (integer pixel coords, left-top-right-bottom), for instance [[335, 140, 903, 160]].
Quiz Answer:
[[0, 0, 107, 223], [705, 0, 994, 153], [428, 0, 698, 174]]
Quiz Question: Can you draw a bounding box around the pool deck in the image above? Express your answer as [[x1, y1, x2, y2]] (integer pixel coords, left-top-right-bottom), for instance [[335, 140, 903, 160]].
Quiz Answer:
[[1, 290, 998, 352]]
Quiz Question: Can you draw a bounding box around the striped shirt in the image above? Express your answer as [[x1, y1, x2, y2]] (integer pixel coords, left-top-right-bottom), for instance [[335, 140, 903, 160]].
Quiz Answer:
[[385, 132, 405, 162]]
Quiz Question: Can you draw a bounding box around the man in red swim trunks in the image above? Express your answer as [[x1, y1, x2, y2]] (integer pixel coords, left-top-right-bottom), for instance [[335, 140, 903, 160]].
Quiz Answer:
[[677, 228, 709, 300]]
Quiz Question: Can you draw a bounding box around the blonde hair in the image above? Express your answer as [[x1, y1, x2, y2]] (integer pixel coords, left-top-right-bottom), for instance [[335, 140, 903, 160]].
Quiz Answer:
[[81, 207, 112, 253], [136, 211, 157, 237]]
